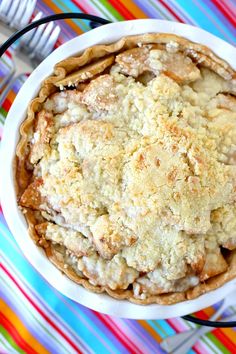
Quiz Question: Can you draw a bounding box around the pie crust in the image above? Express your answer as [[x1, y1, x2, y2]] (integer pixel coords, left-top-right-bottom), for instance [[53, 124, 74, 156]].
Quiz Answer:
[[16, 33, 236, 304]]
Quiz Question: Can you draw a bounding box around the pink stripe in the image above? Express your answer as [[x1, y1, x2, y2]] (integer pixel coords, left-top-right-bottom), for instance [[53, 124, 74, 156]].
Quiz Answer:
[[113, 318, 158, 353], [221, 0, 236, 14], [124, 320, 161, 353], [167, 0, 197, 25], [1, 263, 83, 354], [167, 318, 191, 332], [94, 312, 139, 354], [168, 318, 213, 354], [195, 341, 213, 354], [0, 226, 117, 353], [99, 314, 143, 354], [1, 224, 141, 353], [75, 0, 101, 16], [155, 1, 177, 20], [1, 252, 88, 352], [191, 0, 235, 44]]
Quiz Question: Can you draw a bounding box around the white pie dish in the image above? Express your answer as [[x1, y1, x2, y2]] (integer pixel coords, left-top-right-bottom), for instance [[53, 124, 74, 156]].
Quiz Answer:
[[1, 19, 236, 319]]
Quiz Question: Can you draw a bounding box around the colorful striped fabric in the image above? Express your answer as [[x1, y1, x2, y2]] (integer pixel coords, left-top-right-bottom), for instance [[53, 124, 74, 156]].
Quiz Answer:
[[1, 1, 236, 353]]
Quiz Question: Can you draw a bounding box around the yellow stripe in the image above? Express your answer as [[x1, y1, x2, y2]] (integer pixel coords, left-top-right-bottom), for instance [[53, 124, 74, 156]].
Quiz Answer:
[[138, 320, 162, 342], [119, 0, 149, 18], [0, 299, 50, 354], [44, 0, 83, 35]]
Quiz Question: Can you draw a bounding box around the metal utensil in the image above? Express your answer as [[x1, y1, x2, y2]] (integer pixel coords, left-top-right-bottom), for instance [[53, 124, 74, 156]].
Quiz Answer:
[[161, 289, 236, 353], [0, 0, 36, 29], [0, 0, 37, 90], [0, 19, 60, 105]]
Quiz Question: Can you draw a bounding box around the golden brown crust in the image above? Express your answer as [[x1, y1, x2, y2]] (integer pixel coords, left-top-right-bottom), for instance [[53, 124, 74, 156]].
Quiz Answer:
[[187, 252, 236, 300], [16, 32, 236, 305], [55, 55, 115, 87], [16, 33, 236, 193], [39, 239, 236, 305], [20, 178, 44, 210]]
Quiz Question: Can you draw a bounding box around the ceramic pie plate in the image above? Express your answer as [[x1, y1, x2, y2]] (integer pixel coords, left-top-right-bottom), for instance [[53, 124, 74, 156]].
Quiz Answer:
[[1, 19, 236, 319]]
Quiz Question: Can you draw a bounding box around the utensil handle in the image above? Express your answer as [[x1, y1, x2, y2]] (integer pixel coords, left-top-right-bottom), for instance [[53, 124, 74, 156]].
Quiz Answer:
[[172, 313, 236, 354], [0, 13, 111, 57], [160, 329, 195, 352], [161, 302, 226, 352]]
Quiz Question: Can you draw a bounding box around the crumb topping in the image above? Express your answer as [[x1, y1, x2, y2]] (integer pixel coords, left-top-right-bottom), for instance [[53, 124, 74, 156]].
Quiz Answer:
[[20, 40, 236, 298]]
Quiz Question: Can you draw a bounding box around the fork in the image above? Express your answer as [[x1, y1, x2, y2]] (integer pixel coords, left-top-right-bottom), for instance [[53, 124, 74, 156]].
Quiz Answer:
[[0, 0, 36, 90], [160, 288, 236, 353], [0, 0, 36, 29], [0, 13, 61, 105]]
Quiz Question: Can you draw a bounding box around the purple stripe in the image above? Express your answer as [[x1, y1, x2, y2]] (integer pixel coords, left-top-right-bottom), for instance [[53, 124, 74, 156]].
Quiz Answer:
[[169, 0, 196, 24], [1, 253, 91, 353], [0, 285, 58, 354], [125, 319, 163, 353], [10, 75, 28, 95], [191, 0, 235, 45], [0, 227, 126, 354], [36, 1, 89, 41], [67, 301, 130, 354], [1, 247, 88, 352], [1, 54, 14, 67], [36, 2, 76, 42], [203, 0, 236, 40], [0, 213, 8, 228], [0, 58, 13, 82], [227, 0, 236, 11], [133, 0, 164, 19]]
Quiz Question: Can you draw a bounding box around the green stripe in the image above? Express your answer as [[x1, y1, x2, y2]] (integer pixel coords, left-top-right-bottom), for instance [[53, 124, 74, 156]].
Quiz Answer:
[[0, 108, 7, 119], [0, 275, 71, 354], [0, 58, 13, 69], [53, 0, 90, 32], [0, 116, 5, 125], [99, 0, 124, 20], [201, 336, 219, 354], [206, 332, 231, 354], [90, 0, 123, 21], [0, 326, 24, 354], [0, 335, 17, 354], [148, 320, 168, 337], [149, 0, 172, 20]]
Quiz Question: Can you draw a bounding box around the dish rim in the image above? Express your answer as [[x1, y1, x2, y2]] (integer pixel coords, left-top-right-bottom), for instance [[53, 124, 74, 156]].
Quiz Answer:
[[1, 19, 236, 319]]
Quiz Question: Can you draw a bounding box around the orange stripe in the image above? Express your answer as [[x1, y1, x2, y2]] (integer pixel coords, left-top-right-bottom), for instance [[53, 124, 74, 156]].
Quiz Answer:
[[203, 307, 215, 317], [7, 90, 16, 102], [138, 320, 161, 342], [0, 312, 37, 354], [217, 328, 236, 345], [43, 0, 83, 35], [0, 299, 50, 354], [119, 0, 148, 18]]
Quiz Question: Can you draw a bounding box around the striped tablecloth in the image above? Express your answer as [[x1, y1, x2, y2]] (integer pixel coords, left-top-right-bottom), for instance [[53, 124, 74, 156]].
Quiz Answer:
[[1, 1, 236, 353]]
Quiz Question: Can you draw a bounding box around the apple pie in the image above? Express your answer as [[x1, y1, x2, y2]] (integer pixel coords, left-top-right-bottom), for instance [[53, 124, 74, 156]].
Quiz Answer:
[[16, 33, 236, 304]]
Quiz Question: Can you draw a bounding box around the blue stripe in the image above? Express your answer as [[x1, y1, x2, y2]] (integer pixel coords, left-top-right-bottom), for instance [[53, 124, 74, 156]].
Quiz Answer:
[[176, 0, 236, 44], [133, 0, 165, 19], [1, 253, 90, 354], [51, 0, 90, 32], [204, 0, 236, 37], [154, 319, 176, 337], [147, 320, 175, 338], [0, 221, 128, 354], [0, 282, 65, 354], [169, 0, 196, 24]]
